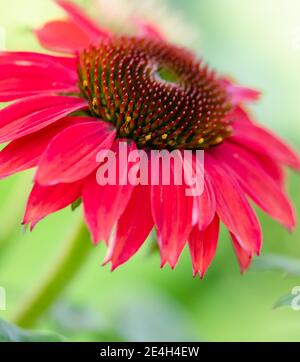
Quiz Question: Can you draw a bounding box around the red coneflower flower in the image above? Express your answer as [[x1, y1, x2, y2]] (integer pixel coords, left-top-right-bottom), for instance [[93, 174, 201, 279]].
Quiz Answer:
[[0, 0, 299, 277]]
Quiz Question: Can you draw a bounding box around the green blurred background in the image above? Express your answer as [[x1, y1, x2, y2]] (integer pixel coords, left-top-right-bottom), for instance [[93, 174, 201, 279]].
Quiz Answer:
[[0, 0, 300, 342]]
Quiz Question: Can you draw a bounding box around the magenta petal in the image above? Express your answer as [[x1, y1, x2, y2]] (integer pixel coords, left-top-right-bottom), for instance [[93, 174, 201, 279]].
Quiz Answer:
[[36, 20, 91, 54], [227, 84, 261, 104], [197, 175, 216, 230], [230, 233, 253, 273], [0, 59, 76, 82], [56, 0, 110, 41], [188, 215, 220, 278], [205, 153, 262, 255], [220, 78, 261, 104], [230, 109, 285, 185], [186, 154, 215, 230], [0, 81, 76, 102], [0, 116, 94, 178], [0, 63, 77, 101], [212, 142, 296, 230], [0, 51, 77, 72], [233, 122, 300, 171], [104, 185, 154, 269], [0, 95, 88, 144], [36, 121, 116, 185], [151, 151, 194, 268], [23, 181, 82, 225], [250, 151, 285, 188], [230, 106, 254, 124], [83, 140, 137, 244]]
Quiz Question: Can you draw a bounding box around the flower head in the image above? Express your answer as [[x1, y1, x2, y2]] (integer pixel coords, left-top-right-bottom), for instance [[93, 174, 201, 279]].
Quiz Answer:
[[0, 0, 299, 277], [78, 36, 232, 149]]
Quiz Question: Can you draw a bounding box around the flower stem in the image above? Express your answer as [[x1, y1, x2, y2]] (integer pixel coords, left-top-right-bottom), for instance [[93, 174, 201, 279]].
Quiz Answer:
[[12, 219, 92, 329]]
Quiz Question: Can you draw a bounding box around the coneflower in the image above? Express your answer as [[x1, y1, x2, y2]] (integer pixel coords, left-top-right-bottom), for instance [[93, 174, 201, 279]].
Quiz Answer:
[[0, 0, 298, 277]]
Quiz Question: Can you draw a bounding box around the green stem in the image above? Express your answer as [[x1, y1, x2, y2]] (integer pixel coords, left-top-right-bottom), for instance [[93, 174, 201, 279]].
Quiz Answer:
[[12, 219, 92, 329]]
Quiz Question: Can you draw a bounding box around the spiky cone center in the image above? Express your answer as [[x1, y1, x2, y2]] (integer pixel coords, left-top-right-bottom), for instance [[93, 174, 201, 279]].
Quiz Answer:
[[78, 36, 233, 150]]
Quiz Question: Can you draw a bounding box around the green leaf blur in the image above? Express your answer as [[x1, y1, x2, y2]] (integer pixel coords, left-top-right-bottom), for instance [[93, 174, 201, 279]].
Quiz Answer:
[[0, 319, 65, 342]]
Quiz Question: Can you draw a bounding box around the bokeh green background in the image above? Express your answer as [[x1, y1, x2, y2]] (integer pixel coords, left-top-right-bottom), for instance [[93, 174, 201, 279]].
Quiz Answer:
[[0, 0, 300, 341]]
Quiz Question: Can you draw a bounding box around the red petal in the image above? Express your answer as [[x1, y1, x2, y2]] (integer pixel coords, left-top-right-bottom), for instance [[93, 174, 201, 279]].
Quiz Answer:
[[36, 20, 91, 54], [231, 110, 284, 186], [23, 181, 82, 225], [82, 140, 137, 244], [197, 175, 216, 230], [230, 106, 254, 124], [185, 153, 215, 230], [0, 51, 77, 71], [188, 215, 220, 278], [227, 85, 261, 104], [151, 151, 194, 268], [220, 78, 261, 104], [251, 152, 284, 187], [0, 116, 94, 178], [205, 153, 262, 255], [232, 122, 300, 171], [212, 142, 296, 230], [0, 95, 88, 143], [56, 0, 110, 41], [36, 121, 116, 185], [0, 63, 77, 101], [104, 185, 154, 269], [230, 233, 253, 273], [0, 57, 76, 81]]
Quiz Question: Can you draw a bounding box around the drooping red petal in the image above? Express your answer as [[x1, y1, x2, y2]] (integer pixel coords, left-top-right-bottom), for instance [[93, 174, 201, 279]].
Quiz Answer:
[[82, 139, 137, 244], [35, 121, 116, 185], [229, 108, 285, 186], [0, 51, 77, 72], [35, 20, 91, 54], [188, 215, 220, 278], [197, 175, 216, 231], [0, 58, 75, 82], [151, 151, 194, 268], [205, 153, 262, 255], [0, 63, 77, 101], [251, 152, 285, 188], [232, 121, 300, 171], [23, 181, 82, 226], [55, 0, 110, 41], [186, 153, 215, 230], [0, 95, 88, 144], [104, 185, 154, 269], [0, 116, 93, 178], [230, 106, 254, 124], [212, 142, 296, 230], [230, 107, 285, 185], [230, 233, 253, 273]]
